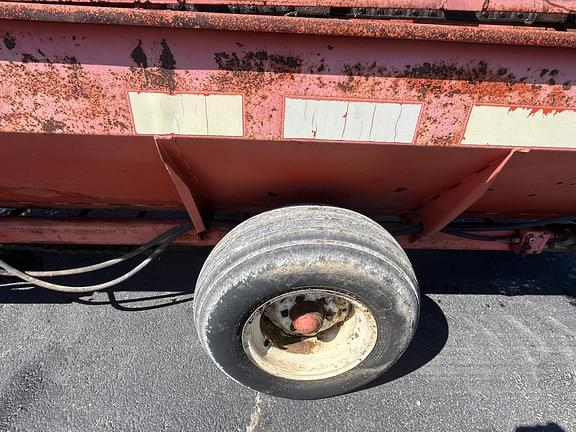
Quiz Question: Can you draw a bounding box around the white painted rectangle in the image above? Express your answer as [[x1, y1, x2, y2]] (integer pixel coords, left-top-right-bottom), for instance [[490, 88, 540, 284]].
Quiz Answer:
[[283, 98, 421, 143], [462, 105, 576, 148], [128, 92, 243, 136]]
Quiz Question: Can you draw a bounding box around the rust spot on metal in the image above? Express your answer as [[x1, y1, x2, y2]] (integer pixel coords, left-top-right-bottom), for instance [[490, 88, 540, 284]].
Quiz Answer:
[[21, 53, 39, 63], [159, 38, 175, 70], [284, 339, 319, 354], [214, 50, 302, 73], [342, 59, 521, 83], [0, 60, 132, 135], [63, 55, 79, 65], [3, 32, 16, 50], [130, 40, 148, 68], [336, 79, 355, 93], [41, 118, 67, 133], [205, 50, 297, 98], [155, 39, 177, 93]]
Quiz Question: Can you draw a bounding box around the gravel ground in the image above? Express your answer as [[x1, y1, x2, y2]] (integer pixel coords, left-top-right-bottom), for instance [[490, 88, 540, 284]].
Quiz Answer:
[[0, 248, 575, 432]]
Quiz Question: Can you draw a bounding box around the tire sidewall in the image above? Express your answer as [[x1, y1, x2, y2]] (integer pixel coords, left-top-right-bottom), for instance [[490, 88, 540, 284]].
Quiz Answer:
[[199, 246, 419, 399]]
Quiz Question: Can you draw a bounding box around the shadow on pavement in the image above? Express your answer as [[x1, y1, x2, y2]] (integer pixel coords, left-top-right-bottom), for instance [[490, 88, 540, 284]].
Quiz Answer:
[[1, 248, 575, 314], [516, 423, 567, 432], [409, 250, 576, 298], [0, 247, 209, 306], [2, 248, 576, 305], [357, 294, 448, 391], [76, 290, 195, 311]]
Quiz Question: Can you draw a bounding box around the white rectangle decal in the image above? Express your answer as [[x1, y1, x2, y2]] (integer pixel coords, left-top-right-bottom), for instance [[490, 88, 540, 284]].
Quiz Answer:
[[283, 98, 421, 143], [462, 105, 576, 148], [129, 92, 243, 136]]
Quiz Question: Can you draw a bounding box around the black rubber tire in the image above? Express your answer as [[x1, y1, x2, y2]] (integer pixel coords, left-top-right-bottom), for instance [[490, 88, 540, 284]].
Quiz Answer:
[[193, 205, 420, 399]]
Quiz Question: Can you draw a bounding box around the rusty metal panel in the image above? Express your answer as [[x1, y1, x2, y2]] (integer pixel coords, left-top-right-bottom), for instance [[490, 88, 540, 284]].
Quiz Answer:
[[1, 4, 576, 48], [0, 218, 227, 245], [5, 0, 576, 13], [1, 19, 575, 140], [1, 6, 576, 219], [0, 217, 514, 250]]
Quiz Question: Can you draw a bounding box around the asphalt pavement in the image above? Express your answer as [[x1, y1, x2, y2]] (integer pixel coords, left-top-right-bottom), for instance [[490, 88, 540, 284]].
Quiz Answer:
[[0, 247, 575, 432]]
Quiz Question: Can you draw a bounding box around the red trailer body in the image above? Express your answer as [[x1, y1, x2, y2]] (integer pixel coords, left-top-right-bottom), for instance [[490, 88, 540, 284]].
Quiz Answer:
[[1, 0, 576, 250]]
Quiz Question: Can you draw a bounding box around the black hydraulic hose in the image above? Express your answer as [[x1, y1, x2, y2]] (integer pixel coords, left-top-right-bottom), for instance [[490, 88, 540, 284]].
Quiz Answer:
[[0, 241, 169, 293], [387, 224, 514, 241], [25, 222, 192, 277], [0, 223, 193, 293], [440, 230, 515, 242], [387, 224, 422, 236], [386, 216, 576, 241], [442, 216, 576, 232]]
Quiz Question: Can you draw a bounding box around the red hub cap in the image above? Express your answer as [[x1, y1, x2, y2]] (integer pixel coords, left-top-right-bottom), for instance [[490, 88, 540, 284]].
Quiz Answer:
[[289, 302, 324, 335]]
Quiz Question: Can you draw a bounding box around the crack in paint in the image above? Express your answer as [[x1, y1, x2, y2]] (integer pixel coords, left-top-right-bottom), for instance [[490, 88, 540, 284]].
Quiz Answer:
[[393, 104, 403, 142], [175, 95, 185, 134], [204, 96, 209, 135], [368, 103, 377, 141], [174, 114, 181, 133], [341, 102, 350, 139], [310, 101, 318, 138]]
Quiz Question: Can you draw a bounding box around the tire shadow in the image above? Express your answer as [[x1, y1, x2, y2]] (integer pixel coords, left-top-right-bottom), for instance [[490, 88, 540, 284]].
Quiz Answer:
[[358, 294, 448, 391], [0, 247, 209, 307], [516, 423, 567, 432]]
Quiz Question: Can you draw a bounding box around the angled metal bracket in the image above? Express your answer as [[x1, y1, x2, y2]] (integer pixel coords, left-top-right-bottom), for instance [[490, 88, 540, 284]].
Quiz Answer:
[[154, 136, 206, 234], [416, 149, 517, 236]]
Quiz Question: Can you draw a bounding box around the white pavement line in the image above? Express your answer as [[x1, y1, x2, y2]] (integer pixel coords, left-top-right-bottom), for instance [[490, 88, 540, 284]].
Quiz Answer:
[[245, 393, 262, 432]]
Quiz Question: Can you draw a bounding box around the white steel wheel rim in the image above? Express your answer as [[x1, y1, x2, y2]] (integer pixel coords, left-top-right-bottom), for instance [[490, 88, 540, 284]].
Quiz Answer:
[[241, 289, 378, 381]]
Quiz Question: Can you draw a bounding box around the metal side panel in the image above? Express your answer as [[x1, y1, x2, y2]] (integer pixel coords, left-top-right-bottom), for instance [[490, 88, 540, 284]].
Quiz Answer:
[[0, 10, 575, 217]]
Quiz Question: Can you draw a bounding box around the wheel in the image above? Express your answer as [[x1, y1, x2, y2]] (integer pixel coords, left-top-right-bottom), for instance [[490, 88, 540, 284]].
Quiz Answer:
[[193, 205, 420, 399]]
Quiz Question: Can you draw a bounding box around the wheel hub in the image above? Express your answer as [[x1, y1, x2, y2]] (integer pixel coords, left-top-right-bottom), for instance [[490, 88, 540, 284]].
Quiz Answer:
[[241, 289, 378, 381], [289, 302, 324, 335]]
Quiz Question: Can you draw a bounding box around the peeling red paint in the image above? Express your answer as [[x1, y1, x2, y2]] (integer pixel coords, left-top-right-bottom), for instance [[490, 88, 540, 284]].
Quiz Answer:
[[541, 107, 564, 115], [526, 107, 565, 116]]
